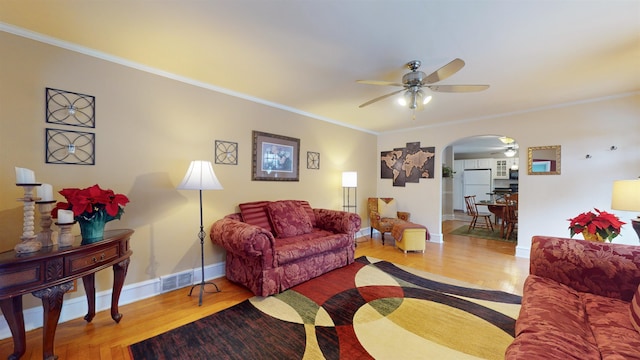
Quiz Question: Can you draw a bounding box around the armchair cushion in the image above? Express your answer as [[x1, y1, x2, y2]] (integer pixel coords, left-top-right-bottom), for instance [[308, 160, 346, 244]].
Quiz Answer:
[[378, 198, 398, 218], [266, 200, 313, 238]]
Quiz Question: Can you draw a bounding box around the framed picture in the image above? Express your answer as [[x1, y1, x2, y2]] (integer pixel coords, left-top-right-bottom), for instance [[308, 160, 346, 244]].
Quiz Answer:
[[252, 131, 300, 181]]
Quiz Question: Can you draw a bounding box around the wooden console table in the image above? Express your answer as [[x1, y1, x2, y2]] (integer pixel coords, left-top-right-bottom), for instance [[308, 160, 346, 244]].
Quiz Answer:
[[0, 229, 133, 360]]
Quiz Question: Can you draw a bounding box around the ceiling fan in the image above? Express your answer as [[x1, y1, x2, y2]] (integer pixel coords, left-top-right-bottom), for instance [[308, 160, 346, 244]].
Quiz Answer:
[[357, 59, 489, 111], [491, 137, 519, 157]]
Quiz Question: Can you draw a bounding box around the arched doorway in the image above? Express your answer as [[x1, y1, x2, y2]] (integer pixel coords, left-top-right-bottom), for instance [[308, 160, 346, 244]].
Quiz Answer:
[[441, 135, 519, 243]]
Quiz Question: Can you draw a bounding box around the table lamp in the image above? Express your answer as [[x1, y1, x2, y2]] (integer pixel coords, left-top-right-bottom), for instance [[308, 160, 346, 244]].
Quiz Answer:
[[611, 179, 640, 241]]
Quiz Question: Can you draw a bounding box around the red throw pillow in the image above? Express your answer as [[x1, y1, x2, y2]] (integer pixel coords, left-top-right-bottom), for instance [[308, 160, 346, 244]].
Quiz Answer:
[[239, 201, 273, 233], [297, 200, 317, 228], [266, 200, 313, 238], [631, 283, 640, 335]]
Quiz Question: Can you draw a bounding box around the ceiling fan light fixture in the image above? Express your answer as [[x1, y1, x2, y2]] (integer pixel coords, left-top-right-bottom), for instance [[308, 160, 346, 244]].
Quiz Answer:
[[423, 95, 432, 105], [504, 148, 517, 157]]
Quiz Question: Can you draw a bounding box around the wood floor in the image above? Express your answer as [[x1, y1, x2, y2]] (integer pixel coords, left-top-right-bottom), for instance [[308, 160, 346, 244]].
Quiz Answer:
[[0, 219, 530, 359]]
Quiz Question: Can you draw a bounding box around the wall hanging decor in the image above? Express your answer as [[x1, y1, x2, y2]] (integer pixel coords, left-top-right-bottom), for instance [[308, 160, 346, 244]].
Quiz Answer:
[[307, 151, 320, 169], [215, 140, 238, 165], [45, 88, 96, 128], [45, 128, 95, 165], [380, 141, 435, 186], [252, 131, 300, 181]]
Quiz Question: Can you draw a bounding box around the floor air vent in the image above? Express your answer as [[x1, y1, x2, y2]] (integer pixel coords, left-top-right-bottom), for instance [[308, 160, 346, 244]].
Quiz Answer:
[[161, 271, 193, 293]]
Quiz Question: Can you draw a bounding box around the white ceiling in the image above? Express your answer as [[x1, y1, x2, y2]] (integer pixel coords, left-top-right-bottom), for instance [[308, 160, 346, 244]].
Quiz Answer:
[[1, 1, 638, 149]]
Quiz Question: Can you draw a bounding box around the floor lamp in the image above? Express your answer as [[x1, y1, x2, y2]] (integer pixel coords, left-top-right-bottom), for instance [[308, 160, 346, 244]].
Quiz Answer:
[[342, 171, 357, 213], [178, 160, 223, 306], [611, 179, 640, 241]]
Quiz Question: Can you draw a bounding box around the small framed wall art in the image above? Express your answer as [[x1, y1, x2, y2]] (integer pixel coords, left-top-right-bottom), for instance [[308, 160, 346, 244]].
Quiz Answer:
[[45, 88, 96, 128], [45, 128, 95, 165], [215, 140, 238, 165], [252, 131, 300, 181], [307, 151, 320, 169]]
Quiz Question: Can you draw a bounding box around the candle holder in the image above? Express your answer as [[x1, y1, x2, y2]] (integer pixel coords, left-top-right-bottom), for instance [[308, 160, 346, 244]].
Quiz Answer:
[[56, 222, 76, 247], [14, 183, 43, 254], [36, 200, 58, 247]]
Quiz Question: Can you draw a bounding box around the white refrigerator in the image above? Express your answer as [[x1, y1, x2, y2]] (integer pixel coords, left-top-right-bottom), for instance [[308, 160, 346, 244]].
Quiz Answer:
[[463, 169, 492, 202]]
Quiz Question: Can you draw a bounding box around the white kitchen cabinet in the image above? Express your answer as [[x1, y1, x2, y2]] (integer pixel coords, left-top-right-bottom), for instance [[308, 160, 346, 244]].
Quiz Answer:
[[463, 158, 492, 169], [494, 159, 509, 179]]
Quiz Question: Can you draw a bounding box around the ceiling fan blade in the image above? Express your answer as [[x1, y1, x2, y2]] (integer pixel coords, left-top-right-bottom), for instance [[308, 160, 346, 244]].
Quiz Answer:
[[427, 84, 490, 92], [358, 89, 405, 108], [422, 58, 465, 84], [356, 80, 405, 87]]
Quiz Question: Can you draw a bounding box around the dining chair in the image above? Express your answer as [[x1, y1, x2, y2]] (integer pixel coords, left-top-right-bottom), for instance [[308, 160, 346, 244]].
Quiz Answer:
[[464, 195, 494, 232], [503, 196, 518, 240]]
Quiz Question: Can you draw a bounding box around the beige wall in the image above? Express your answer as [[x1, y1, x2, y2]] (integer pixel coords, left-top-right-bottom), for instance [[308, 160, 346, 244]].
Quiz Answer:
[[378, 94, 640, 256], [0, 32, 376, 307]]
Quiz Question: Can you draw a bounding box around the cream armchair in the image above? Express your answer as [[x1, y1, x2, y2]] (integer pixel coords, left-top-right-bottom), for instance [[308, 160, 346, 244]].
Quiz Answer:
[[367, 197, 411, 244]]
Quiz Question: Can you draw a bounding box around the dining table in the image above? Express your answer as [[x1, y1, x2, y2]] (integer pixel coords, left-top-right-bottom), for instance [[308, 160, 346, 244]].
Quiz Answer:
[[476, 200, 509, 238]]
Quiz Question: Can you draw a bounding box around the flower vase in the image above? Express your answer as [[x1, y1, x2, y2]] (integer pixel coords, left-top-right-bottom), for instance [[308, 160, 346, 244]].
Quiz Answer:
[[78, 212, 107, 245], [582, 230, 604, 242]]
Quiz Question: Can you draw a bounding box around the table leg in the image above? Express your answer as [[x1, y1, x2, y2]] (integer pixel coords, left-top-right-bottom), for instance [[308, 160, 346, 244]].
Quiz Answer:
[[111, 258, 130, 323], [0, 296, 25, 360], [32, 282, 74, 360], [82, 274, 96, 322]]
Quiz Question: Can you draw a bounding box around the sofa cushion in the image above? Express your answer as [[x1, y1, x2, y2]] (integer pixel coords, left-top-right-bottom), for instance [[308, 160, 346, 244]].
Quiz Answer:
[[582, 292, 640, 359], [632, 284, 640, 335], [298, 200, 317, 228], [274, 230, 351, 265], [266, 200, 313, 238], [239, 201, 274, 233], [377, 198, 397, 218], [514, 275, 599, 356]]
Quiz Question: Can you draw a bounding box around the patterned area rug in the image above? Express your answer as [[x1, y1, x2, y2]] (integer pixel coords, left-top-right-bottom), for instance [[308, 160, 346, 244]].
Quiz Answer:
[[449, 225, 517, 242], [129, 256, 521, 360]]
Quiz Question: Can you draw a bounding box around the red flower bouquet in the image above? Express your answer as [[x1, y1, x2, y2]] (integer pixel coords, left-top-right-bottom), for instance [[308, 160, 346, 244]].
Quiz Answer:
[[568, 208, 625, 242], [53, 184, 129, 243], [53, 184, 129, 220]]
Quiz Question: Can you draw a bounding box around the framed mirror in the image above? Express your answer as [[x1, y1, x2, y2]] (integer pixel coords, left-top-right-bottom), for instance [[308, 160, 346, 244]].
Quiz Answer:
[[528, 145, 561, 175]]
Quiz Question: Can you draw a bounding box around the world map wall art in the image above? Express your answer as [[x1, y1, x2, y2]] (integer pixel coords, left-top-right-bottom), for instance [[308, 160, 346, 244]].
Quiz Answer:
[[381, 141, 435, 187]]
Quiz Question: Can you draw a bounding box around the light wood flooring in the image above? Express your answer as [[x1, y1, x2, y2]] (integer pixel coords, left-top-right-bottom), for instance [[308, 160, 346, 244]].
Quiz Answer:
[[0, 219, 529, 359]]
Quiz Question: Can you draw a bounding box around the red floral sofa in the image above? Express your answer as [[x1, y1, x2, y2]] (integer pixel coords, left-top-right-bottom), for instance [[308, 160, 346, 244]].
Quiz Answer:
[[210, 200, 361, 296], [506, 236, 640, 359]]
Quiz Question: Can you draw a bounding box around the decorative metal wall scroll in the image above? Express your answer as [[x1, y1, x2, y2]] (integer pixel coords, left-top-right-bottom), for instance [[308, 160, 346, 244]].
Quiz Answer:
[[45, 128, 95, 165], [45, 88, 96, 128], [380, 141, 435, 187], [215, 140, 238, 165], [307, 151, 320, 169]]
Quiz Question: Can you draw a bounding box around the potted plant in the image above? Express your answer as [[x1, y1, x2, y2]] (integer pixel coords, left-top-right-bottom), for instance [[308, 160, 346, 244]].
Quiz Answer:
[[568, 208, 625, 242], [442, 165, 454, 178]]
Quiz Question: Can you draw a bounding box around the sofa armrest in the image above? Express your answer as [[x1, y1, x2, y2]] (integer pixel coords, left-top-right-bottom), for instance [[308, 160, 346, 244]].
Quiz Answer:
[[210, 217, 276, 260], [314, 208, 361, 236], [530, 235, 640, 301]]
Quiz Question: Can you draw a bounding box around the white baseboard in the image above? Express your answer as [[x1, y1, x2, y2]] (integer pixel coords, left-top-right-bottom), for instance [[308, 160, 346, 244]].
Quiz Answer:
[[515, 245, 531, 258], [0, 261, 226, 340]]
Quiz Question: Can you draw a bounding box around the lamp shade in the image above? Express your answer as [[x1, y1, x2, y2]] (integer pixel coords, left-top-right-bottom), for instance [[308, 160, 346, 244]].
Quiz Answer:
[[611, 179, 640, 212], [342, 171, 357, 187], [178, 160, 223, 190]]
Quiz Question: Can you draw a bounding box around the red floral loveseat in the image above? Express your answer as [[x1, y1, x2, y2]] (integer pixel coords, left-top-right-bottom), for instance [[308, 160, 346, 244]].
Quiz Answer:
[[506, 236, 640, 359], [210, 200, 361, 296]]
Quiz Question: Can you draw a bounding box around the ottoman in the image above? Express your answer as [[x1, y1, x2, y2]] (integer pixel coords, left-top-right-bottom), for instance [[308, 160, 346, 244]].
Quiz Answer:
[[391, 222, 427, 253]]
